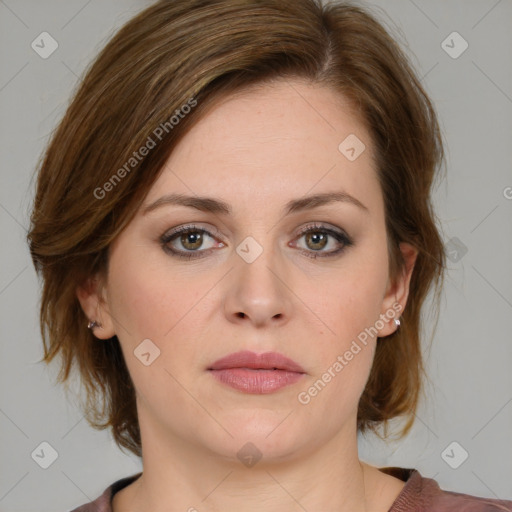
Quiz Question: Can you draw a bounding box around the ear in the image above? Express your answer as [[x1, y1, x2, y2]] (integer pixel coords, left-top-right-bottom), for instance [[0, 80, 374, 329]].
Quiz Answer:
[[377, 242, 418, 337], [75, 274, 116, 339]]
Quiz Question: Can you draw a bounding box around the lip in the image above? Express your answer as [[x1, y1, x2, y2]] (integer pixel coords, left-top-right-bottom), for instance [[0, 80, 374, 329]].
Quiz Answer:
[[208, 350, 306, 394]]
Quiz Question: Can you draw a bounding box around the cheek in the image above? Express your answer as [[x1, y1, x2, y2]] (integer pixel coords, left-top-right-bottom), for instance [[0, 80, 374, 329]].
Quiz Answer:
[[105, 249, 214, 411], [107, 247, 208, 341], [315, 255, 389, 348], [309, 279, 378, 386], [297, 268, 387, 427], [302, 241, 389, 408]]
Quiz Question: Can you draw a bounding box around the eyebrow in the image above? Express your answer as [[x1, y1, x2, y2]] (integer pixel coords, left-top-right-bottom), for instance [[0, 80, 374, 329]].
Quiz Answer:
[[142, 191, 368, 216]]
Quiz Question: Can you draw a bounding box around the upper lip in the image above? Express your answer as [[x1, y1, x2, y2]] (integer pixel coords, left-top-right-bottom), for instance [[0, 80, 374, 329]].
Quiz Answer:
[[208, 350, 305, 373]]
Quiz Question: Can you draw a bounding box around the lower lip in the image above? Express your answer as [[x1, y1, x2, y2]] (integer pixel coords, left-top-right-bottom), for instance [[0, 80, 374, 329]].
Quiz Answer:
[[209, 368, 304, 394]]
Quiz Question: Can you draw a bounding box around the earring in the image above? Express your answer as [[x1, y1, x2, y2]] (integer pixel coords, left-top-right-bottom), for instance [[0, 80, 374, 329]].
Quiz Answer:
[[87, 320, 102, 330], [394, 318, 401, 328]]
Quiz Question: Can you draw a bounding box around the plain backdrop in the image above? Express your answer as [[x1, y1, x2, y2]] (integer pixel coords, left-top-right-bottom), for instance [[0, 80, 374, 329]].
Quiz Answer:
[[0, 1, 511, 511]]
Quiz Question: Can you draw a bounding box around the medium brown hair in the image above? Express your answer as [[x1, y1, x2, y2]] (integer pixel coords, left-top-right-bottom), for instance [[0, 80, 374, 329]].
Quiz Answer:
[[27, 0, 445, 457]]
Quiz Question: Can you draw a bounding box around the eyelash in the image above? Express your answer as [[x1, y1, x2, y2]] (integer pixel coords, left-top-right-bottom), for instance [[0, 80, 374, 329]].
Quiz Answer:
[[160, 222, 354, 260]]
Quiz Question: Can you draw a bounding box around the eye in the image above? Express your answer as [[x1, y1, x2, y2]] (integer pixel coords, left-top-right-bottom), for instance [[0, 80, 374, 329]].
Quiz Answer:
[[160, 222, 353, 261], [160, 225, 223, 260], [292, 223, 353, 259]]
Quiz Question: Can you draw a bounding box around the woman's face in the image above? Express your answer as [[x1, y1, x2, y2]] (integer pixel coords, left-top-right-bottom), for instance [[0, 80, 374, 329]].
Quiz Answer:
[[82, 79, 415, 463]]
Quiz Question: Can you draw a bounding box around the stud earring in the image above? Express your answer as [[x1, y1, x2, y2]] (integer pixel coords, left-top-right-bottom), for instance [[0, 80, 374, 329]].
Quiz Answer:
[[87, 320, 102, 330], [394, 318, 401, 328]]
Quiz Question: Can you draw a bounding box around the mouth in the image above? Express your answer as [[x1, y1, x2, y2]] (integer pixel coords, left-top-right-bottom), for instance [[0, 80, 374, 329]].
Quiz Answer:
[[207, 350, 306, 394]]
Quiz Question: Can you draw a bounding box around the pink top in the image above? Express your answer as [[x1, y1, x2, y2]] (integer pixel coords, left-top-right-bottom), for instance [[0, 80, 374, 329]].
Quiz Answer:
[[69, 467, 512, 511]]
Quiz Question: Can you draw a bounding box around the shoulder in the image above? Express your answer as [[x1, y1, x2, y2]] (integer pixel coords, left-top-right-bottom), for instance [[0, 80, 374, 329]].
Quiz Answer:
[[430, 489, 512, 511], [381, 467, 512, 512], [68, 472, 142, 512], [68, 488, 110, 512]]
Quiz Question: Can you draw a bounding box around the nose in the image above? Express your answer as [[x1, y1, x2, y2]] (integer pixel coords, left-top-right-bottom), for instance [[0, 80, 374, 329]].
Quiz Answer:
[[223, 244, 293, 328]]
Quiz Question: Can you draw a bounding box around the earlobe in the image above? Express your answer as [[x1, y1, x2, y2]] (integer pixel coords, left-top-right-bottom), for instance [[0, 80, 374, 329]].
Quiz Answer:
[[377, 242, 418, 337], [75, 276, 116, 340]]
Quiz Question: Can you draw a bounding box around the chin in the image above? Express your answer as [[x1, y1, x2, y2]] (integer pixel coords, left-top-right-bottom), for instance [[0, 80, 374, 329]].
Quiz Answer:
[[204, 412, 311, 464]]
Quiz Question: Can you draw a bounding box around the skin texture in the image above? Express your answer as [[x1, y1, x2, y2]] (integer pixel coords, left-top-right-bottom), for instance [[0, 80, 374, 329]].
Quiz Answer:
[[77, 79, 417, 512]]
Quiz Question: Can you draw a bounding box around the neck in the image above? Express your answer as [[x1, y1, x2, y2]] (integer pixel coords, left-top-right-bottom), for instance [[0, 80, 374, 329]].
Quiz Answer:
[[124, 411, 372, 512]]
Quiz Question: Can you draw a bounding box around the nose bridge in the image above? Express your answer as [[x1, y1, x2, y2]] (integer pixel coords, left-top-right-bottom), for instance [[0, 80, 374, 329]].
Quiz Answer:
[[225, 232, 292, 325]]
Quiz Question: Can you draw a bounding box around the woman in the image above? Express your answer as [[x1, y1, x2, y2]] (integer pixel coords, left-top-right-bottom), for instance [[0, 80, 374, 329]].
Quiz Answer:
[[27, 0, 512, 511]]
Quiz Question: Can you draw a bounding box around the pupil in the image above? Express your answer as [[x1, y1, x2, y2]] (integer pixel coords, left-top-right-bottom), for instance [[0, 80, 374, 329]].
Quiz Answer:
[[308, 232, 327, 250], [182, 232, 202, 249]]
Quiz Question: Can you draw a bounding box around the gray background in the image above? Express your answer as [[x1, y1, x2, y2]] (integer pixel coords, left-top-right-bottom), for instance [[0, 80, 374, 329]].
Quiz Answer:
[[0, 0, 511, 510]]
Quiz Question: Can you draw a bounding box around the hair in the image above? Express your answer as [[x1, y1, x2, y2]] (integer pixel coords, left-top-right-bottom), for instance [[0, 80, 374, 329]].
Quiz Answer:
[[27, 0, 445, 458]]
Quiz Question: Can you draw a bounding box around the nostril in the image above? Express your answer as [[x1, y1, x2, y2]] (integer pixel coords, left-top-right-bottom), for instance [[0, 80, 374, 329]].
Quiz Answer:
[[237, 312, 246, 318]]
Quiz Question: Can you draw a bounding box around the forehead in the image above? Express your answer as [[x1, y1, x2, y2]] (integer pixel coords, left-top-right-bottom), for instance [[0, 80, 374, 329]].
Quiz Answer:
[[143, 79, 381, 215]]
